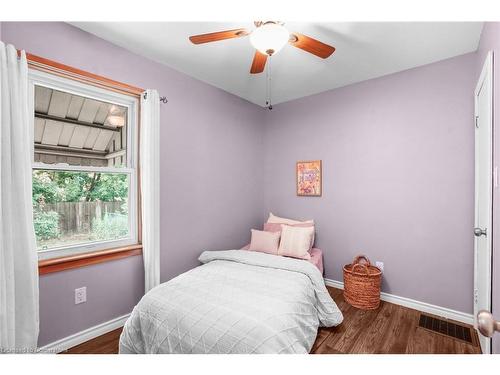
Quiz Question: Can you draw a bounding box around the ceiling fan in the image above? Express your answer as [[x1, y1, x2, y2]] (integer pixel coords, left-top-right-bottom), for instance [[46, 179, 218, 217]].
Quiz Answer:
[[189, 21, 336, 74]]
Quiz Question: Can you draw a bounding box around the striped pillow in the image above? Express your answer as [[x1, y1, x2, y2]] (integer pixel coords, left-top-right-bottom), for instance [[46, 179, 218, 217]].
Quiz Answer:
[[263, 221, 315, 250], [278, 225, 313, 260]]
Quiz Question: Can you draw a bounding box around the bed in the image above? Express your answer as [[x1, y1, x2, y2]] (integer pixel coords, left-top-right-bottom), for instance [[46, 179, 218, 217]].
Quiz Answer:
[[119, 250, 343, 354], [241, 244, 324, 274]]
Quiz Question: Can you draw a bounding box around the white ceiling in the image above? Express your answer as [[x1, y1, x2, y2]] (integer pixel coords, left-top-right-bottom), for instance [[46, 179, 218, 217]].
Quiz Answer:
[[71, 22, 483, 107]]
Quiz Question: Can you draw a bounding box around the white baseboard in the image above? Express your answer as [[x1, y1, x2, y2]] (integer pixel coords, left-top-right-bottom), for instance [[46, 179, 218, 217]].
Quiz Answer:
[[324, 278, 474, 325], [38, 313, 130, 354]]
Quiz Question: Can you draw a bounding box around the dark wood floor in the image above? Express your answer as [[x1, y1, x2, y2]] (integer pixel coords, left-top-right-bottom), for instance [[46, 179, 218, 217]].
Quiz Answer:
[[63, 286, 481, 354], [311, 287, 480, 354], [63, 327, 122, 354]]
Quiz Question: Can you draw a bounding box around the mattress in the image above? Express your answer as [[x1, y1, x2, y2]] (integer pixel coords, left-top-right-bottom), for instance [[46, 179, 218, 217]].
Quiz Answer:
[[241, 244, 324, 274], [119, 250, 343, 354]]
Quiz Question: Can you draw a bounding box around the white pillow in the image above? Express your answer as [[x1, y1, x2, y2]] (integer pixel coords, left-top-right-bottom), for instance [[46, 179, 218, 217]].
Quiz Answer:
[[267, 212, 314, 225], [248, 229, 281, 255], [278, 225, 313, 260]]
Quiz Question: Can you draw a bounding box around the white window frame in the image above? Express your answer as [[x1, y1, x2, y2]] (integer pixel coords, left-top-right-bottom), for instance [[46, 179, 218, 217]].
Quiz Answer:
[[29, 69, 139, 260]]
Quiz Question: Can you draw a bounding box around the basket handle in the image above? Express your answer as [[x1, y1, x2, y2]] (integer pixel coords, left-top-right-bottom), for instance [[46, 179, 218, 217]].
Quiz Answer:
[[352, 255, 371, 267], [351, 264, 369, 274]]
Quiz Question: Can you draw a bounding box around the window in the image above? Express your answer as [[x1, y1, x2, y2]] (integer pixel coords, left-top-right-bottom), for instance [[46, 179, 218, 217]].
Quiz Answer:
[[29, 70, 139, 260]]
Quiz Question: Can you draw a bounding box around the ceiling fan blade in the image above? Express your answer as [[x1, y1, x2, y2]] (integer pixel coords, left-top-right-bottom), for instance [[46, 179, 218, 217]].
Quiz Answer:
[[250, 51, 267, 74], [289, 33, 335, 59], [189, 28, 249, 44]]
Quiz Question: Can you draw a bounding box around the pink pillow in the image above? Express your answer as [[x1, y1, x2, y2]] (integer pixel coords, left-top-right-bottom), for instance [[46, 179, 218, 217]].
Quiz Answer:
[[264, 222, 312, 232], [263, 222, 315, 250], [248, 229, 281, 255], [263, 222, 283, 233], [278, 225, 313, 260], [267, 213, 314, 225]]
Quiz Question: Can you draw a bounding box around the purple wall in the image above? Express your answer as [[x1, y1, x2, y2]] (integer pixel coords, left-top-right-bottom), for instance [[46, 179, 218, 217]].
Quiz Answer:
[[476, 22, 500, 354], [264, 53, 478, 314], [39, 256, 144, 345], [1, 22, 265, 346]]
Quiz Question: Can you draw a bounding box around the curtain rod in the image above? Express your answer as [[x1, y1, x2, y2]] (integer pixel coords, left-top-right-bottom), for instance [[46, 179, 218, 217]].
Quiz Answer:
[[142, 92, 168, 104]]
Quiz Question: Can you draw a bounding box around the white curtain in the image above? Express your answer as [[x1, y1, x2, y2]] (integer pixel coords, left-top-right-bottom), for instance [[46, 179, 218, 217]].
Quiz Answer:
[[0, 43, 39, 352], [140, 90, 161, 293]]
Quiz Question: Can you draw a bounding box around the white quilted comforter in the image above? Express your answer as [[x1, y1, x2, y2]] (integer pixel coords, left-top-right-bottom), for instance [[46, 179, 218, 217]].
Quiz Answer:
[[119, 250, 343, 354]]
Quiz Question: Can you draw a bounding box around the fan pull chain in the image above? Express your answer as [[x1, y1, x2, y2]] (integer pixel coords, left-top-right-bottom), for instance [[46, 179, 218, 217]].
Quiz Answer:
[[266, 55, 273, 110]]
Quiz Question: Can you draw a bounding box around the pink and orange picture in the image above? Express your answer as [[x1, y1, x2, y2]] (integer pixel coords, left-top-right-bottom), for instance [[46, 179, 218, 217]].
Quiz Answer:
[[296, 160, 322, 196]]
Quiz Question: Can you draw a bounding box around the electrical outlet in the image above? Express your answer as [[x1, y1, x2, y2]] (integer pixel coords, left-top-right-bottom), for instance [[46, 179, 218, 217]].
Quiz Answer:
[[75, 287, 87, 304], [375, 261, 384, 272]]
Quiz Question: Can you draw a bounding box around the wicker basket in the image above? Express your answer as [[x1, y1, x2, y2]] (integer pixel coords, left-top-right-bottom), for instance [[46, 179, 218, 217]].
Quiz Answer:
[[343, 255, 382, 310]]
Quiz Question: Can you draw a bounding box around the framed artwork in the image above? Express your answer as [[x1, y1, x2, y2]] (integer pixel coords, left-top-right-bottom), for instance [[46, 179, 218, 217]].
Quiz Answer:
[[296, 160, 322, 196]]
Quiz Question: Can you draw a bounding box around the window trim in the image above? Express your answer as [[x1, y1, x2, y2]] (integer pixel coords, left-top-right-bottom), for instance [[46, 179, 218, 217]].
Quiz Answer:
[[28, 60, 143, 264], [25, 52, 144, 97], [38, 244, 143, 275]]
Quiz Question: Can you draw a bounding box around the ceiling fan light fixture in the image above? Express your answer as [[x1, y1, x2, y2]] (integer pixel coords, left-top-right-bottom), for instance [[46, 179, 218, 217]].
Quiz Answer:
[[250, 22, 289, 56]]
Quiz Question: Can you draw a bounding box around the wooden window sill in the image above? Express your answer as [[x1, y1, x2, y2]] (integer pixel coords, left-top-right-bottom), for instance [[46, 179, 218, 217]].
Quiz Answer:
[[38, 245, 143, 275]]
